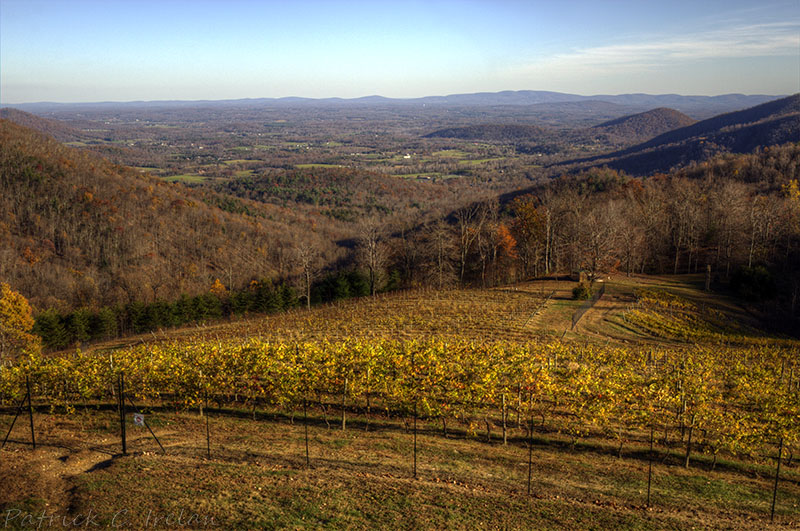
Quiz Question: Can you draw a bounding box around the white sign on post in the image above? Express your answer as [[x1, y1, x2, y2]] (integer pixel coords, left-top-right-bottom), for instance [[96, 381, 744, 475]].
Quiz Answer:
[[133, 413, 145, 427]]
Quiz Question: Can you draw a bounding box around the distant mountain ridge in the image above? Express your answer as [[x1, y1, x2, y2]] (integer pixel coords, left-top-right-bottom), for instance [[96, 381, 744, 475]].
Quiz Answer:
[[423, 107, 699, 148], [5, 90, 783, 117]]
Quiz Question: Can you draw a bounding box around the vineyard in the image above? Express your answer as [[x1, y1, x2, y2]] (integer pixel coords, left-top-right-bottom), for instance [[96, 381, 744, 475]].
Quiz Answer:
[[4, 337, 799, 460], [2, 277, 800, 528], [137, 283, 576, 344]]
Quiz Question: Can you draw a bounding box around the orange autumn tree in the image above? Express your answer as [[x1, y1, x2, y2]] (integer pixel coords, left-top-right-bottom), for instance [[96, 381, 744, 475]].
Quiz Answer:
[[0, 282, 41, 363], [494, 223, 518, 283], [210, 278, 227, 297], [496, 223, 518, 259]]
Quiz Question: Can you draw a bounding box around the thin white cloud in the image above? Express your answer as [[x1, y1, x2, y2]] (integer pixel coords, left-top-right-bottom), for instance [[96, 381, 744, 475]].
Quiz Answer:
[[512, 22, 800, 77]]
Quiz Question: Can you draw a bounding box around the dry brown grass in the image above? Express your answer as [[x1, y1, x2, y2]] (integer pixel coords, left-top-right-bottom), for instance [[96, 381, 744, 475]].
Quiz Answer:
[[1, 407, 798, 530]]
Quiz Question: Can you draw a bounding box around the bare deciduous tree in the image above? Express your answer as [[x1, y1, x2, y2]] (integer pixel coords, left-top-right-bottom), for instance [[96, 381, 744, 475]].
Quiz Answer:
[[357, 217, 388, 296], [455, 201, 490, 284], [295, 242, 322, 310]]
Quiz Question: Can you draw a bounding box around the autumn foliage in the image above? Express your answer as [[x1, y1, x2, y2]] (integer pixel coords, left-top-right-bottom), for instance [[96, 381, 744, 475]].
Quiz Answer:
[[0, 282, 41, 362]]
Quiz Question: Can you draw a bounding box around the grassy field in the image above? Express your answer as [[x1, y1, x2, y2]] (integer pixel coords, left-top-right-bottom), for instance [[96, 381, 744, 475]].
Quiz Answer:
[[161, 174, 207, 184], [295, 163, 342, 169], [123, 275, 767, 347], [431, 149, 470, 158], [222, 159, 260, 165], [1, 275, 798, 529]]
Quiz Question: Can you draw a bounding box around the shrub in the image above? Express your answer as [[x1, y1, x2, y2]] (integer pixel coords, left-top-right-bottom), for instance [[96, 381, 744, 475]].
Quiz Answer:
[[90, 308, 117, 340], [730, 265, 776, 301], [572, 282, 593, 300]]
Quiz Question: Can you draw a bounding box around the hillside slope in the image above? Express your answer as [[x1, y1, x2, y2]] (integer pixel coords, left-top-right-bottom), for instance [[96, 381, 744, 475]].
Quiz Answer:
[[3, 278, 796, 529], [568, 94, 800, 175], [592, 107, 696, 142], [0, 108, 85, 142], [631, 93, 800, 152], [0, 120, 336, 310]]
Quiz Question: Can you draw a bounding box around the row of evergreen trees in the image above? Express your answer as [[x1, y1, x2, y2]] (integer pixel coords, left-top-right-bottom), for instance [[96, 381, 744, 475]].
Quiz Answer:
[[33, 270, 392, 351], [33, 280, 298, 350]]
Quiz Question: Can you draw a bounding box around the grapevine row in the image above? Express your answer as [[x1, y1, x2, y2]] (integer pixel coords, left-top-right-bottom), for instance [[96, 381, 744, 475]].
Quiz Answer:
[[1, 338, 797, 462]]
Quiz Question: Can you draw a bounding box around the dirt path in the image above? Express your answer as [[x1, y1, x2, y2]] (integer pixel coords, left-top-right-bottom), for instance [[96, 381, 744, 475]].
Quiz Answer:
[[574, 286, 636, 341], [0, 422, 182, 521], [0, 446, 113, 519], [572, 280, 680, 346]]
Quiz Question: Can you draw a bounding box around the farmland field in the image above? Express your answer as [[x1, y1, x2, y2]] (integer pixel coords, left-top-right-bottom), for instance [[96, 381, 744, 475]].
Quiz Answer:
[[161, 174, 208, 184]]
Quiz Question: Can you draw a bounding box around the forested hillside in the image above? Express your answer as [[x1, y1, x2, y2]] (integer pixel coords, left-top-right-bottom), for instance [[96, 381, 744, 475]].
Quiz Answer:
[[592, 107, 696, 142], [0, 108, 85, 142], [492, 147, 800, 329], [592, 94, 800, 174], [0, 120, 340, 310], [423, 124, 604, 156], [635, 94, 800, 151], [215, 166, 464, 222]]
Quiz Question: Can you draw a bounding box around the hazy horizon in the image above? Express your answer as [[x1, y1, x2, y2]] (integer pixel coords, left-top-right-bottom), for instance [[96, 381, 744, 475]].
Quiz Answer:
[[1, 0, 798, 104], [1, 89, 793, 108]]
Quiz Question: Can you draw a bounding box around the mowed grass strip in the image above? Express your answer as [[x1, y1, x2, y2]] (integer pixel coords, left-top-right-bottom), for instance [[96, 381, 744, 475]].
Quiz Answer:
[[4, 410, 795, 530]]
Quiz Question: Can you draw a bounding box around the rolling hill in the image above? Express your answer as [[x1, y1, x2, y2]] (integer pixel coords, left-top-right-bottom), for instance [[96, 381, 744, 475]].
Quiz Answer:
[[2, 277, 798, 529], [0, 108, 86, 142], [569, 94, 800, 175], [422, 123, 601, 155], [628, 93, 800, 152], [423, 124, 552, 142], [592, 107, 696, 142]]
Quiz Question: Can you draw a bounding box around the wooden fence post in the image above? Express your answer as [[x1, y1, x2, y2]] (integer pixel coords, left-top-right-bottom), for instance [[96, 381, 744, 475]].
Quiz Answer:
[[118, 372, 127, 455], [26, 376, 35, 450]]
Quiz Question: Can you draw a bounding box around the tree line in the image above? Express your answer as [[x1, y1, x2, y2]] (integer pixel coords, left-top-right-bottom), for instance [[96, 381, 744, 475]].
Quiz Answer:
[[363, 145, 800, 328], [29, 269, 403, 351]]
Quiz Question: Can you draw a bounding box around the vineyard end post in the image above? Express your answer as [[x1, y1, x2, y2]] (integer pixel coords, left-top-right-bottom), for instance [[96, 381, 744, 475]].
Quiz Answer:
[[26, 376, 36, 450]]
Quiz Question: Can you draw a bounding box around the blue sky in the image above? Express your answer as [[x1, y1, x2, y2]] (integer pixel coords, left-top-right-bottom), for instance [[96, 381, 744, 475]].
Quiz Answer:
[[1, 0, 798, 103]]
